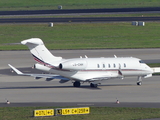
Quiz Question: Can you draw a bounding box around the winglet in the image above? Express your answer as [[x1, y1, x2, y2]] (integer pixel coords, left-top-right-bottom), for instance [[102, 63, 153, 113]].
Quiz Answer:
[[8, 64, 23, 75]]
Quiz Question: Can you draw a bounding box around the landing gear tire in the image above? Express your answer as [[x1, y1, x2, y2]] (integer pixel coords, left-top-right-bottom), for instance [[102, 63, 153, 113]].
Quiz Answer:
[[73, 81, 81, 87], [90, 83, 98, 88], [137, 82, 142, 86]]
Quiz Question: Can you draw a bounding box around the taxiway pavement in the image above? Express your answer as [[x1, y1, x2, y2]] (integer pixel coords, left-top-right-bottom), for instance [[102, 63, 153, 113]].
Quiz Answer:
[[0, 49, 160, 107]]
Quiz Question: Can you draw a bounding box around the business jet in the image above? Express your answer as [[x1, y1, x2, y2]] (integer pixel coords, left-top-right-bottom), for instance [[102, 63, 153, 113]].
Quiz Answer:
[[8, 38, 159, 88]]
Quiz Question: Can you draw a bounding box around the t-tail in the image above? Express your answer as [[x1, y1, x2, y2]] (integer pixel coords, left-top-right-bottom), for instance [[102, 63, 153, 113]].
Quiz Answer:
[[21, 38, 62, 65]]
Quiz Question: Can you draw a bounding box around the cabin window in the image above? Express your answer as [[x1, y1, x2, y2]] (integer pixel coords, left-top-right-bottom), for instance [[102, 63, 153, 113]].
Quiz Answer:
[[139, 60, 145, 63], [124, 63, 126, 67], [97, 64, 100, 68], [108, 64, 110, 68], [114, 64, 116, 68], [103, 64, 105, 68]]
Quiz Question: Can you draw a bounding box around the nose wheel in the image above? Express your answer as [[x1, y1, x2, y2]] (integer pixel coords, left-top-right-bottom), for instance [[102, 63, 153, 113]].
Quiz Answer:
[[137, 81, 142, 86]]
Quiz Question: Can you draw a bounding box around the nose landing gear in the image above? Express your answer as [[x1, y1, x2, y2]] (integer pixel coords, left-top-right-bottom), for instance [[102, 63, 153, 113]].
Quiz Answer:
[[137, 76, 142, 86]]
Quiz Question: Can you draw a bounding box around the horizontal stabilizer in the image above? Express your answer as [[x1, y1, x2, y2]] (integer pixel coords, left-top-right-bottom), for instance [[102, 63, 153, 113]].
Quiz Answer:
[[8, 64, 23, 75]]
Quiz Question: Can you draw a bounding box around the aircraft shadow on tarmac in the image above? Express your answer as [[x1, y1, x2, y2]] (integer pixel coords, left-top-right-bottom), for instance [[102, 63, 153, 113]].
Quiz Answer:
[[0, 84, 135, 90], [0, 85, 101, 90]]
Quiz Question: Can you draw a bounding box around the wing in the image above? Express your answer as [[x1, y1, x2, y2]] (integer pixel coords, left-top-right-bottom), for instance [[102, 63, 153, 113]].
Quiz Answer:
[[86, 76, 121, 82], [8, 64, 70, 82], [86, 77, 111, 81], [86, 69, 124, 82]]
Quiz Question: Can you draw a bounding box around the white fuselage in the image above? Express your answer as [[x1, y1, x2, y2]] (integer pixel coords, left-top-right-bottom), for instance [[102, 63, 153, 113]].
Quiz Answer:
[[15, 38, 155, 87], [35, 57, 153, 81]]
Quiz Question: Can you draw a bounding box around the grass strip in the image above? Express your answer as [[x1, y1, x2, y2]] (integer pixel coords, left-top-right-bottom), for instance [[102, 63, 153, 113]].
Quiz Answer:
[[0, 0, 159, 11], [148, 63, 160, 67], [0, 107, 160, 120], [0, 22, 160, 50]]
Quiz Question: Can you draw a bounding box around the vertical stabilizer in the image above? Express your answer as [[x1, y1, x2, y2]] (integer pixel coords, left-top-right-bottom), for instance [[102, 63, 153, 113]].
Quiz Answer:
[[21, 38, 62, 64]]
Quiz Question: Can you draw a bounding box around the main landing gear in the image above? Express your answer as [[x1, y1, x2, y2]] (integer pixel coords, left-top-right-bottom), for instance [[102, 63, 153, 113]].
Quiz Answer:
[[90, 83, 98, 88], [73, 81, 81, 87], [73, 81, 98, 88], [137, 76, 142, 86]]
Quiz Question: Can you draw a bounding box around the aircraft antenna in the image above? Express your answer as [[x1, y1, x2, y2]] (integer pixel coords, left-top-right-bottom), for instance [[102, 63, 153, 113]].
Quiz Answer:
[[85, 55, 88, 58]]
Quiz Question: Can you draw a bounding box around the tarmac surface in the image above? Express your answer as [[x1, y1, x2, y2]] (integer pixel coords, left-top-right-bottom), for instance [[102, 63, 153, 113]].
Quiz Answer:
[[0, 7, 160, 23], [1, 16, 160, 23], [0, 7, 160, 15], [0, 49, 160, 108]]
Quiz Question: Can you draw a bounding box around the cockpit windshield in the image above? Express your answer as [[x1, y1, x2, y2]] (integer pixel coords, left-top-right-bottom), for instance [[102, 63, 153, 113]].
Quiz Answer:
[[139, 60, 145, 63]]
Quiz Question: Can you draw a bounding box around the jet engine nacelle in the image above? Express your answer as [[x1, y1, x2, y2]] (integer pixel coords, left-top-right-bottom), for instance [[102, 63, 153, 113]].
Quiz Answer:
[[59, 59, 87, 70], [34, 63, 50, 72]]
